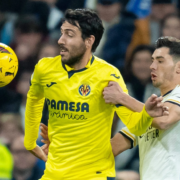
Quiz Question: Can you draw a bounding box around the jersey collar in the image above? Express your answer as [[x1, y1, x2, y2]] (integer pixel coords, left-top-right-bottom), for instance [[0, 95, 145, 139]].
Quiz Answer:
[[62, 56, 95, 78], [162, 89, 173, 97]]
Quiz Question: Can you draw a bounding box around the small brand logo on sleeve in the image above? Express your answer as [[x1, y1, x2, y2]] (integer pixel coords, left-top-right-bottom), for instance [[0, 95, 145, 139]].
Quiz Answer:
[[110, 74, 120, 79], [46, 82, 57, 87]]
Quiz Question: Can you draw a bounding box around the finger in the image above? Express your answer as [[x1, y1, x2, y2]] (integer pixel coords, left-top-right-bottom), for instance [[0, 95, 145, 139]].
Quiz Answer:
[[156, 96, 163, 103], [163, 106, 169, 111], [150, 94, 158, 102], [41, 144, 48, 150], [40, 126, 48, 134], [104, 86, 112, 92], [156, 102, 163, 107], [163, 111, 169, 116], [40, 123, 48, 130], [102, 90, 106, 95], [105, 100, 112, 104], [108, 81, 113, 87], [41, 139, 50, 144], [40, 132, 48, 139], [108, 81, 115, 87]]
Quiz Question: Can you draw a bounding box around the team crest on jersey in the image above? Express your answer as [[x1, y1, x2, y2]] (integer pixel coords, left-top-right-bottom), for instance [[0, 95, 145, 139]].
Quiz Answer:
[[79, 84, 91, 96]]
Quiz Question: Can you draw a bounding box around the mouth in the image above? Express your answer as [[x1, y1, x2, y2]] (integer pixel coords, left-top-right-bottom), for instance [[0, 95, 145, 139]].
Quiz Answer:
[[151, 72, 157, 80], [60, 47, 68, 55]]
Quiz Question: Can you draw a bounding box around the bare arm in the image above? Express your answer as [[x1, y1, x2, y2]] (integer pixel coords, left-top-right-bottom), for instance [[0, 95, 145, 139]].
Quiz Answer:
[[152, 102, 180, 130], [103, 81, 168, 117], [116, 93, 144, 112], [29, 145, 47, 162], [111, 132, 131, 157]]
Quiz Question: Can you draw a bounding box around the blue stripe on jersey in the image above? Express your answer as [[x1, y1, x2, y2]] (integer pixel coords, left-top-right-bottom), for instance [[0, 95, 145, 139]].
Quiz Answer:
[[166, 101, 180, 107], [62, 56, 95, 78], [107, 177, 115, 180], [162, 90, 173, 97]]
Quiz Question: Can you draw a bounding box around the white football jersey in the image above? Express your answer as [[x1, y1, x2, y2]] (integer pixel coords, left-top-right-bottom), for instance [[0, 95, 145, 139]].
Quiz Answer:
[[120, 85, 180, 180]]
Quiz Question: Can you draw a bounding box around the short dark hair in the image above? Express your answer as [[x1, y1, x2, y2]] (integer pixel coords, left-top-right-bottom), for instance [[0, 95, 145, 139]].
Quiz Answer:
[[61, 9, 104, 52], [156, 36, 180, 61]]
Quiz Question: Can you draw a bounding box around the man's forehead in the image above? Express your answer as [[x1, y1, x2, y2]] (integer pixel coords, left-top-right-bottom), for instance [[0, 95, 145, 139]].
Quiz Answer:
[[61, 21, 80, 32], [153, 47, 170, 56]]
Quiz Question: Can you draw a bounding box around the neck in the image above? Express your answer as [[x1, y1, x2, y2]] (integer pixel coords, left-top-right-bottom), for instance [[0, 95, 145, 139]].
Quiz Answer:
[[160, 81, 178, 96], [13, 169, 32, 180], [72, 51, 92, 70]]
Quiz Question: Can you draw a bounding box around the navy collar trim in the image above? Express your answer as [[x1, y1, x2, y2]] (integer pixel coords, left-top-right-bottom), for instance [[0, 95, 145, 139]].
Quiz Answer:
[[162, 90, 173, 97], [62, 56, 95, 78]]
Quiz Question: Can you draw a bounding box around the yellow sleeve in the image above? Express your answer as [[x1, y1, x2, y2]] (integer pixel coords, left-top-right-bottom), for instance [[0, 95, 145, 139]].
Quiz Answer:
[[109, 67, 152, 136], [24, 61, 45, 150], [116, 105, 153, 136]]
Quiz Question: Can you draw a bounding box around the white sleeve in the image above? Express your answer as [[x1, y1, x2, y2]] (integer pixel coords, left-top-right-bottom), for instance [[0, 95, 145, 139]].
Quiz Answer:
[[119, 127, 138, 149]]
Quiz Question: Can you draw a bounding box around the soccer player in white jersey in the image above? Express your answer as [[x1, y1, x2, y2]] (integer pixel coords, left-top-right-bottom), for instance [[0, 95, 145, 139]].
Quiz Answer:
[[103, 36, 180, 180]]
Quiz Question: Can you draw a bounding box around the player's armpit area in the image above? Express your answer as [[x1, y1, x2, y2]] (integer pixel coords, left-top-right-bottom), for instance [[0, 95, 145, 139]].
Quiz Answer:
[[152, 101, 180, 130], [116, 105, 153, 136]]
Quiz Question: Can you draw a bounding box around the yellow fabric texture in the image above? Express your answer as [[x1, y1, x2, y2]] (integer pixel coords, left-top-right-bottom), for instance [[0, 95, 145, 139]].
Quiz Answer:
[[0, 143, 13, 179]]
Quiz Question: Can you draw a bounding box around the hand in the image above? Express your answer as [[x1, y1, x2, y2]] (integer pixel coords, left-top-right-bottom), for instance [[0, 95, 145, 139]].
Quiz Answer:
[[145, 94, 169, 117], [41, 144, 49, 156], [40, 123, 50, 155], [30, 145, 47, 162], [103, 81, 124, 104]]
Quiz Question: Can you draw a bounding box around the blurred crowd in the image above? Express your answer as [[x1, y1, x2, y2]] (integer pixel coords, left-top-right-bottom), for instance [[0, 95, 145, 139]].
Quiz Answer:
[[0, 0, 180, 179]]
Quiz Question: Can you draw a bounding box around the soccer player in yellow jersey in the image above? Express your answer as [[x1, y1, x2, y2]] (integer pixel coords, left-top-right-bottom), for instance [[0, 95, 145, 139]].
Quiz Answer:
[[24, 9, 168, 180]]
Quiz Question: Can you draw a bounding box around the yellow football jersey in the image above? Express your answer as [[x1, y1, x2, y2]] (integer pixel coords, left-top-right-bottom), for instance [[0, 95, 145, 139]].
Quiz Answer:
[[24, 55, 153, 180]]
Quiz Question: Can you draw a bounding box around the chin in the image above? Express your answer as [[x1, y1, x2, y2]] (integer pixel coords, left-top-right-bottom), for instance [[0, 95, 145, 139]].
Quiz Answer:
[[61, 58, 69, 64], [153, 82, 161, 88]]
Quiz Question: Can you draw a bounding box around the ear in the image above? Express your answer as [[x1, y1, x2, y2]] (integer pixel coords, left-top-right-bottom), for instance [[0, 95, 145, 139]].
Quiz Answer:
[[176, 61, 180, 74], [85, 35, 95, 50]]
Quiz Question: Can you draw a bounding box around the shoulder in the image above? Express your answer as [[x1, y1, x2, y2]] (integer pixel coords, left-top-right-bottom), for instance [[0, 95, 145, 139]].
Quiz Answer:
[[37, 55, 61, 69], [171, 85, 180, 96], [35, 55, 61, 74], [93, 56, 121, 73], [164, 85, 180, 107]]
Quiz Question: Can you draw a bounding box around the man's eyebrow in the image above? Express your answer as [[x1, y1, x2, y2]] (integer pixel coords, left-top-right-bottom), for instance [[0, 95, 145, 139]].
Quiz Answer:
[[61, 29, 76, 33], [152, 56, 165, 60]]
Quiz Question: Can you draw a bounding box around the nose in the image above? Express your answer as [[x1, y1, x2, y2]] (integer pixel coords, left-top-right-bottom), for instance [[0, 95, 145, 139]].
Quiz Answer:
[[58, 35, 65, 45], [150, 61, 157, 70]]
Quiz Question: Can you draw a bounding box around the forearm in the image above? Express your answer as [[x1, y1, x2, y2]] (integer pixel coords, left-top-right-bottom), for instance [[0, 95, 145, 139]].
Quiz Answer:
[[29, 145, 47, 162], [151, 117, 172, 130], [117, 93, 144, 112], [111, 132, 131, 157], [24, 95, 45, 150]]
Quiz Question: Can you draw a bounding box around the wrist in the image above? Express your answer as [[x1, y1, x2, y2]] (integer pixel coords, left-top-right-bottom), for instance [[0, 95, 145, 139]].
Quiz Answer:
[[117, 92, 128, 105]]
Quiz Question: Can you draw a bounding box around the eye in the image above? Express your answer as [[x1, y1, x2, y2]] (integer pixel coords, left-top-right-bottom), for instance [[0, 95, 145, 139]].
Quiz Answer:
[[68, 34, 73, 37]]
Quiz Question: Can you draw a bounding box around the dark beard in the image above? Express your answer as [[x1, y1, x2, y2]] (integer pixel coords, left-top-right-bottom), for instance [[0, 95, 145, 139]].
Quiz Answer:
[[64, 51, 85, 67], [62, 43, 86, 67]]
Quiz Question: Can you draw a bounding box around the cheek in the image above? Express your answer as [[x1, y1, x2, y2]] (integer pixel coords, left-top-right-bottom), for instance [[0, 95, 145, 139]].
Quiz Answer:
[[70, 42, 86, 54]]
